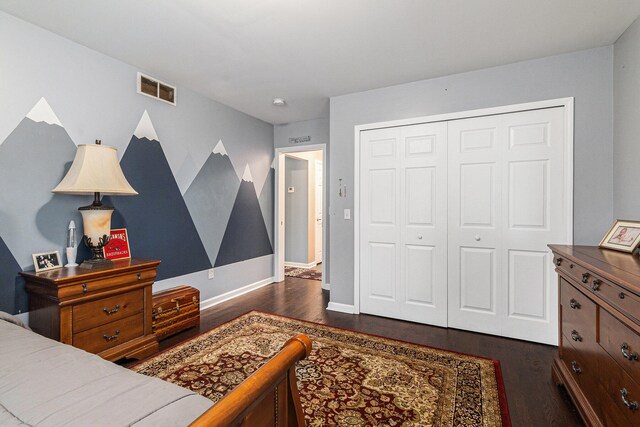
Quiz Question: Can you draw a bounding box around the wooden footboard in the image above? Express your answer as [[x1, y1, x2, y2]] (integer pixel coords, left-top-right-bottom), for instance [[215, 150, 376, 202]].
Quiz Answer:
[[189, 334, 312, 427]]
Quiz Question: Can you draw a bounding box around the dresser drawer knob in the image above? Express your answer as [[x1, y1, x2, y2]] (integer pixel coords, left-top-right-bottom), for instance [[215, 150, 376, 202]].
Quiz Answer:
[[82, 283, 88, 293], [103, 304, 121, 316], [571, 330, 583, 342], [137, 273, 141, 280], [619, 292, 625, 300], [621, 343, 639, 361], [569, 299, 581, 309], [103, 330, 121, 342], [621, 388, 639, 410], [591, 279, 601, 291], [582, 273, 589, 284], [555, 258, 562, 266], [571, 361, 582, 374]]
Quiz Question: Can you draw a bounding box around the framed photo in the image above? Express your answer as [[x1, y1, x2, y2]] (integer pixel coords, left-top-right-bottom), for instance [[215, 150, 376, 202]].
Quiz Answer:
[[32, 251, 63, 273], [599, 220, 640, 253], [103, 228, 131, 260]]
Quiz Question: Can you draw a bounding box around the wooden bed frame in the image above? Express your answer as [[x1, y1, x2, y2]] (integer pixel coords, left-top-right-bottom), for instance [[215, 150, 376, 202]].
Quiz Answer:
[[189, 334, 312, 427]]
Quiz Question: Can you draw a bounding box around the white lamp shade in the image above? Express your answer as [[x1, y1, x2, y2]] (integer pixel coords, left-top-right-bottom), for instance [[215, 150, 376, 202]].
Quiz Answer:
[[52, 144, 138, 195]]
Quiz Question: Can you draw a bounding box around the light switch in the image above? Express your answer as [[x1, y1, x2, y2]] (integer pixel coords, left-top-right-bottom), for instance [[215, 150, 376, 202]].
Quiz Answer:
[[344, 209, 351, 220]]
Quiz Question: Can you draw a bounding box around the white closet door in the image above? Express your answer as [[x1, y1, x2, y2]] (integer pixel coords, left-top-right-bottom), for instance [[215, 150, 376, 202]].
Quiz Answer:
[[360, 122, 448, 326], [448, 107, 566, 344]]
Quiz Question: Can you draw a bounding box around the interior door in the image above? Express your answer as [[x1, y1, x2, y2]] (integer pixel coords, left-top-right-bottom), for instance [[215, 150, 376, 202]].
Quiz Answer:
[[360, 122, 448, 326], [315, 160, 323, 263], [447, 107, 566, 344]]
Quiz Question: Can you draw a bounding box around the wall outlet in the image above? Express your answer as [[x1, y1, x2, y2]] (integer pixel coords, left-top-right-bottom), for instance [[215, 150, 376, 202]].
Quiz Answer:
[[208, 268, 215, 279], [344, 209, 351, 220]]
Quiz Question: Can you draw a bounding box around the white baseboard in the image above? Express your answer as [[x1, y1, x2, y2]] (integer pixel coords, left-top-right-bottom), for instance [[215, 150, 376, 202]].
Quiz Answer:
[[285, 261, 317, 269], [326, 301, 355, 314], [200, 277, 275, 311], [321, 282, 331, 291]]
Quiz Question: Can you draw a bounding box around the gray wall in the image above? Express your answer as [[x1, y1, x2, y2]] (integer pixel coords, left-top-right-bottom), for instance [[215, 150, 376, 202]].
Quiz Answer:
[[329, 46, 614, 306], [0, 11, 275, 311], [614, 17, 640, 219], [285, 157, 309, 264]]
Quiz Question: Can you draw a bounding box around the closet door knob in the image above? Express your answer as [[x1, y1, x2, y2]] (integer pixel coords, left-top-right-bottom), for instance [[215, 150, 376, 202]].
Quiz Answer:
[[474, 235, 481, 241]]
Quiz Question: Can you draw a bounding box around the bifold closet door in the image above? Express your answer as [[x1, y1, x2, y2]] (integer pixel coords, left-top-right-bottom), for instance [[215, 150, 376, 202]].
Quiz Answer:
[[360, 123, 448, 326], [447, 107, 566, 345]]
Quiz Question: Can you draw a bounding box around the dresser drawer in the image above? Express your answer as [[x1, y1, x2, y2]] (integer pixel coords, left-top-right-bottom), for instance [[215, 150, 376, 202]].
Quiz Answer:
[[561, 279, 597, 350], [592, 277, 640, 325], [560, 334, 592, 389], [73, 313, 144, 354], [555, 256, 594, 290], [600, 308, 640, 380], [72, 289, 144, 333], [60, 269, 156, 299], [598, 353, 640, 426]]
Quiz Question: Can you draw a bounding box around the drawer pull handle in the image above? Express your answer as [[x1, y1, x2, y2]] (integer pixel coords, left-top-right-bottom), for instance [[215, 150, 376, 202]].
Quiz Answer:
[[103, 330, 121, 342], [192, 296, 198, 305], [581, 273, 589, 284], [569, 299, 581, 309], [571, 330, 582, 342], [619, 292, 625, 299], [171, 298, 181, 312], [621, 343, 639, 361], [103, 304, 121, 316], [137, 273, 141, 280], [82, 283, 88, 293], [571, 361, 582, 374], [621, 388, 639, 410], [555, 258, 562, 266], [591, 279, 601, 291]]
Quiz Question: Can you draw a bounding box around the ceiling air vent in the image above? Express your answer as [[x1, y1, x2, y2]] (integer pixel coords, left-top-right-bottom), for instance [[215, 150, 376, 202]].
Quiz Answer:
[[137, 72, 176, 106]]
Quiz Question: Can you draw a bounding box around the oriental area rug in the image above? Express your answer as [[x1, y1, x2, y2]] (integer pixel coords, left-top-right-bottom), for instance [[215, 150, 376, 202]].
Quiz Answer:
[[285, 266, 322, 281], [132, 311, 511, 426]]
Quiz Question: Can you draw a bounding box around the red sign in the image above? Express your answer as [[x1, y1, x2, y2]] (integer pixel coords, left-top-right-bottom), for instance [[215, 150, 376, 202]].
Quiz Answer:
[[103, 228, 131, 260]]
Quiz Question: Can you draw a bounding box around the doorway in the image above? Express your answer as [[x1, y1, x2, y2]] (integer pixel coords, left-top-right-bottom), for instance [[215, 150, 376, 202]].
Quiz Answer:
[[274, 145, 327, 290]]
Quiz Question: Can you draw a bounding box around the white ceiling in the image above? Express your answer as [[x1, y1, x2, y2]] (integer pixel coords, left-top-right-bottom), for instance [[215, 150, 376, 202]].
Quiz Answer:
[[1, 0, 639, 124]]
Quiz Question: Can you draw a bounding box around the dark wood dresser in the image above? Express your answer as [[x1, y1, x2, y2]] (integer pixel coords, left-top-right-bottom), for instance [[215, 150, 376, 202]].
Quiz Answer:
[[550, 245, 640, 426], [21, 258, 160, 362]]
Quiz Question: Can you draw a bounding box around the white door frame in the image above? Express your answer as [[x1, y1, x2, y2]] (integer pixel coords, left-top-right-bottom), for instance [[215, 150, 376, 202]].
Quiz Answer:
[[353, 98, 575, 315], [274, 144, 328, 289]]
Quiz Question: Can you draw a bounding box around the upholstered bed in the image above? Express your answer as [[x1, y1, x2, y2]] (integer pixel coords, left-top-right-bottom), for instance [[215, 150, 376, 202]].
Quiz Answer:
[[0, 312, 213, 426]]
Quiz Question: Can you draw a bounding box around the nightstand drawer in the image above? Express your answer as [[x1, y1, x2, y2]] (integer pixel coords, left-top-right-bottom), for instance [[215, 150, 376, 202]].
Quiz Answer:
[[73, 313, 144, 354], [72, 289, 144, 333], [60, 269, 156, 299]]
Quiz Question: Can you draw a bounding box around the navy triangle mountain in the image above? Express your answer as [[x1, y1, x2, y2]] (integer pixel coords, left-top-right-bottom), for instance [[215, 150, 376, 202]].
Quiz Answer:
[[215, 179, 273, 267], [105, 136, 211, 280], [0, 236, 22, 314]]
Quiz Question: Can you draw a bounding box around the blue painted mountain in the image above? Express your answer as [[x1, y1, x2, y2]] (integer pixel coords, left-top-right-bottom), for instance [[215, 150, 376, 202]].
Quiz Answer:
[[104, 112, 211, 280], [0, 98, 82, 270], [184, 141, 240, 266], [215, 166, 273, 267], [0, 236, 23, 314], [258, 165, 274, 245]]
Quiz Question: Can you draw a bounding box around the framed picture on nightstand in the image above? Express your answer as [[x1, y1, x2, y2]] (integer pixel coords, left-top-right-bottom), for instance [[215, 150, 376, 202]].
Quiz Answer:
[[32, 250, 62, 272]]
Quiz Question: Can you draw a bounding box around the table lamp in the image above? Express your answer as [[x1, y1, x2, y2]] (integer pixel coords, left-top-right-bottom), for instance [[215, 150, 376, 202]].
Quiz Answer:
[[52, 140, 137, 269]]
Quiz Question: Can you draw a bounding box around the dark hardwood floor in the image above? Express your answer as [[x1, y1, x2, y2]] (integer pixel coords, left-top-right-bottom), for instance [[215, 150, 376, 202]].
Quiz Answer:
[[151, 276, 584, 427]]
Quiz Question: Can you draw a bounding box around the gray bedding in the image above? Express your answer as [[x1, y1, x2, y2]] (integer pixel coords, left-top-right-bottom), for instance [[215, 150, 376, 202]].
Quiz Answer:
[[0, 313, 212, 426]]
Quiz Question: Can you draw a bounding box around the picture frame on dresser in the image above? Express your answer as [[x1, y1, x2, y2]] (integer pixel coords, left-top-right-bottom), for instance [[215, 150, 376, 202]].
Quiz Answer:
[[32, 250, 62, 272], [599, 219, 640, 253]]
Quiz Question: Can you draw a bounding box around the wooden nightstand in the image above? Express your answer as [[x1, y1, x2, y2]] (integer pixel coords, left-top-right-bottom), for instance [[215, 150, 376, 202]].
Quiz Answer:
[[21, 258, 160, 362]]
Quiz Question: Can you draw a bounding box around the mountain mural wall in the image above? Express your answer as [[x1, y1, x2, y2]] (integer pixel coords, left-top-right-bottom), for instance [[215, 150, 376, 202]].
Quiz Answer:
[[259, 163, 275, 245], [215, 166, 273, 267], [184, 140, 240, 265], [104, 111, 212, 281], [0, 236, 22, 314]]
